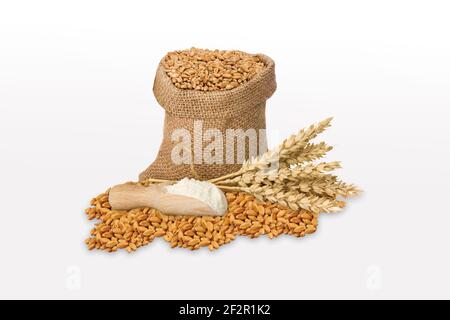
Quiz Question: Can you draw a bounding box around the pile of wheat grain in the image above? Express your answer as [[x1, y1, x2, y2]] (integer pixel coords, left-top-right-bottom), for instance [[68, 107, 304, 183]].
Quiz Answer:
[[84, 188, 323, 253], [162, 48, 266, 91]]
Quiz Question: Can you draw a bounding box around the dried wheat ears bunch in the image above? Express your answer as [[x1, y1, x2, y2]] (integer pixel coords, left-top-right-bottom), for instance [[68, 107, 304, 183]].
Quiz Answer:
[[209, 118, 361, 213]]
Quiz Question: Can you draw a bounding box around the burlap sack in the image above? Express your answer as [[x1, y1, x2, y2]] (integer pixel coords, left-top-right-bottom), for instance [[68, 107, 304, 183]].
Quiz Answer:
[[139, 54, 276, 181]]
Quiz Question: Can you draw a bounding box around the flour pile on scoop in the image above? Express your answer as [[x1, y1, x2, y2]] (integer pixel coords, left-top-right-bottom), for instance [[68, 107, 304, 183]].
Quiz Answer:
[[166, 178, 228, 215]]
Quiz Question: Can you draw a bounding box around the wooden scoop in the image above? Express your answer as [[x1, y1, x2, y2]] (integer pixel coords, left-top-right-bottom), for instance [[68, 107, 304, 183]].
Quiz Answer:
[[108, 182, 221, 216]]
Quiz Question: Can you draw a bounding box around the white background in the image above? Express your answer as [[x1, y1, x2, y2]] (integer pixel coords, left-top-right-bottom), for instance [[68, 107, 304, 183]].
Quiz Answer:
[[1, 0, 449, 299]]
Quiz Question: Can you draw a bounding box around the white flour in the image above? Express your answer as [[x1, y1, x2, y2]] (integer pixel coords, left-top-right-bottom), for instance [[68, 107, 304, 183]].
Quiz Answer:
[[165, 178, 228, 215]]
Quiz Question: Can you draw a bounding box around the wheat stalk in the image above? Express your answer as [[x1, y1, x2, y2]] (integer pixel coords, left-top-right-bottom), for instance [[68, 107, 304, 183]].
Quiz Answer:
[[246, 184, 343, 213], [275, 117, 333, 167], [287, 142, 333, 165]]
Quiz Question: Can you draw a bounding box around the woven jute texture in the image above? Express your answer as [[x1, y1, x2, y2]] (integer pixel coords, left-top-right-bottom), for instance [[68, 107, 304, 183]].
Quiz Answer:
[[139, 54, 276, 181]]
